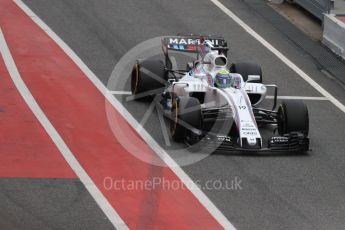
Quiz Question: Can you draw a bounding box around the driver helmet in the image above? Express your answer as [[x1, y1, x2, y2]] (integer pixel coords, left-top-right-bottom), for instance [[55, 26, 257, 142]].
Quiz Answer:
[[214, 69, 232, 88]]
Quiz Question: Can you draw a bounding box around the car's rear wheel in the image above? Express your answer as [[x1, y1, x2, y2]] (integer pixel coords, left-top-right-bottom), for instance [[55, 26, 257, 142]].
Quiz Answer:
[[170, 96, 201, 142], [230, 62, 263, 83], [277, 100, 309, 136], [131, 59, 166, 100]]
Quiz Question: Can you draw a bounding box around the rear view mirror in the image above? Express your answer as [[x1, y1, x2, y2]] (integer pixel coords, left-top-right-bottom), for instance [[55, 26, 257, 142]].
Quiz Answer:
[[247, 75, 261, 82]]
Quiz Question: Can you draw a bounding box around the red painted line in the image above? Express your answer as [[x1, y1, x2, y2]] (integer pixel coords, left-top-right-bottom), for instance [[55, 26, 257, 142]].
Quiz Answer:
[[0, 54, 76, 178], [336, 16, 345, 23], [0, 0, 223, 229]]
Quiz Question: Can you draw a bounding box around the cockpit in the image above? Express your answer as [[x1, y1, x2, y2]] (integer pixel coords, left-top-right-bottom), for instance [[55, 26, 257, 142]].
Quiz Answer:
[[214, 70, 243, 89]]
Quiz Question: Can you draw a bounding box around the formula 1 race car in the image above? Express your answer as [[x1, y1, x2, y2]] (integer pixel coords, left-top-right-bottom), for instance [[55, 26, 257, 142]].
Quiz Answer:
[[131, 35, 309, 152]]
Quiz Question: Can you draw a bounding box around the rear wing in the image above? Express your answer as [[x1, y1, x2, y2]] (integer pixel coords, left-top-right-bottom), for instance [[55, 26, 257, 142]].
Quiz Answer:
[[162, 35, 228, 53]]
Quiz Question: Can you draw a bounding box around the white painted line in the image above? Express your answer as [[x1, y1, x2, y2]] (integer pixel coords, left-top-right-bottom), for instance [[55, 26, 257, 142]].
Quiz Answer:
[[266, 96, 329, 100], [109, 90, 132, 95], [14, 0, 236, 229], [210, 0, 345, 114], [0, 28, 129, 230]]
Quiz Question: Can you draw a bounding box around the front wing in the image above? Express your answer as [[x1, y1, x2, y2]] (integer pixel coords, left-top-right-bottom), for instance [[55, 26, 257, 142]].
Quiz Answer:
[[190, 132, 309, 153]]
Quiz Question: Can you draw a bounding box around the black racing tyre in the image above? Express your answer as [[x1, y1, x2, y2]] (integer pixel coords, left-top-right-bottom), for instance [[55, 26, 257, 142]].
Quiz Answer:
[[131, 59, 166, 100], [277, 100, 309, 136], [170, 96, 201, 142], [230, 62, 263, 83]]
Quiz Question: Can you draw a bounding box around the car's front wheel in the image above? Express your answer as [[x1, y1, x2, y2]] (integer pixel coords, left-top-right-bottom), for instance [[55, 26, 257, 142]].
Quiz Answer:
[[277, 100, 309, 136]]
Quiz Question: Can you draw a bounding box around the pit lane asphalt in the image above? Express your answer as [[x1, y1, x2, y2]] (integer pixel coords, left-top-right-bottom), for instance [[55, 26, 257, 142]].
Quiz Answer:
[[0, 178, 114, 230], [22, 0, 345, 229]]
